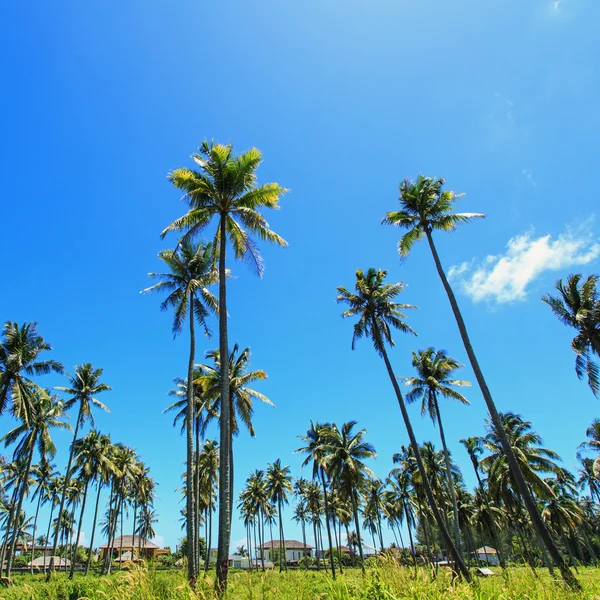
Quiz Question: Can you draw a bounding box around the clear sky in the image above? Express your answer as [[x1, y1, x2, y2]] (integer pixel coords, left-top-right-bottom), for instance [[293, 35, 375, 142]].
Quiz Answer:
[[1, 0, 599, 553]]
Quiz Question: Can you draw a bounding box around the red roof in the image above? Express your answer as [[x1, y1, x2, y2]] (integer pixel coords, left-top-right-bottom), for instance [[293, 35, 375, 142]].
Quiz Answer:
[[259, 540, 313, 549]]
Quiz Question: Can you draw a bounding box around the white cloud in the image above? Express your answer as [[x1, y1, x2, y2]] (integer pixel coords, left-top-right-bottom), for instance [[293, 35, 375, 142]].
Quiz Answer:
[[77, 530, 88, 547], [550, 0, 563, 13], [521, 168, 537, 188], [449, 220, 600, 303]]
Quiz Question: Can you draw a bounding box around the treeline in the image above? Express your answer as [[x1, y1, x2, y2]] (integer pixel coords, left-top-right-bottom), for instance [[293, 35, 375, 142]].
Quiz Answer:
[[0, 323, 157, 580]]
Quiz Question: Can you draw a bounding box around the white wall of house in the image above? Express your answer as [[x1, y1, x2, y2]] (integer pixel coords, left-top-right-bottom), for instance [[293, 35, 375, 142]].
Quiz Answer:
[[258, 547, 312, 562]]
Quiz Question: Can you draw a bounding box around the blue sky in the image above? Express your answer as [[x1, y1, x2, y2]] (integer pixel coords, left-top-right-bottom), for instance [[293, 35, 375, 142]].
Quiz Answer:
[[1, 0, 599, 552]]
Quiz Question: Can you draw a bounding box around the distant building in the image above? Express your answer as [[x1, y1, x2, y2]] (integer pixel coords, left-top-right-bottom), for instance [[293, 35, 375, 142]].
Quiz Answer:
[[28, 555, 70, 568], [258, 540, 313, 564], [99, 535, 169, 561], [474, 546, 499, 565]]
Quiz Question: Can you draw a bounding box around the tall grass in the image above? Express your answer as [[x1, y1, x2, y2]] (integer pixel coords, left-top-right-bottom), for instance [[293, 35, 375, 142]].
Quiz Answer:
[[3, 558, 600, 599]]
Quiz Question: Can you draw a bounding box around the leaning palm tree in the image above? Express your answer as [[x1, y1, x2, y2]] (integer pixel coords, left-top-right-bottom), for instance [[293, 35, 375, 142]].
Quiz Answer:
[[0, 322, 63, 424], [47, 363, 110, 580], [542, 274, 599, 397], [162, 141, 287, 592], [265, 459, 293, 572], [336, 268, 470, 580], [404, 348, 470, 547], [1, 388, 70, 577], [143, 239, 218, 582], [383, 175, 578, 587]]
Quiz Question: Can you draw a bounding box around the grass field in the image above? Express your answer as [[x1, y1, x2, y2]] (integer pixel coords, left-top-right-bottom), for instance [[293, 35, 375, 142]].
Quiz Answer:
[[3, 560, 600, 600]]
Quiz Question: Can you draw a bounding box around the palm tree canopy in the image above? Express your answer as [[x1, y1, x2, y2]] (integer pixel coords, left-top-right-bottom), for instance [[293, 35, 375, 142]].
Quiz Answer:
[[336, 268, 417, 356], [577, 418, 600, 458], [161, 141, 288, 276], [404, 347, 470, 421], [382, 175, 485, 258], [195, 344, 272, 437], [142, 239, 219, 337], [265, 459, 293, 506], [542, 273, 600, 396], [0, 321, 64, 422], [55, 362, 111, 427]]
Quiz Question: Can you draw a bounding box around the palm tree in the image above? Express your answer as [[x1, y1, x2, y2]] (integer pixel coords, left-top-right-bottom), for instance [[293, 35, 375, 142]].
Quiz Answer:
[[0, 322, 63, 424], [323, 421, 376, 573], [197, 439, 219, 572], [47, 363, 110, 580], [542, 274, 599, 396], [29, 459, 57, 574], [337, 268, 470, 580], [143, 239, 218, 582], [84, 433, 114, 575], [383, 175, 578, 588], [404, 348, 470, 546], [295, 422, 338, 578], [459, 437, 485, 490], [1, 388, 70, 577], [292, 502, 310, 570], [265, 459, 293, 572], [577, 457, 600, 504], [196, 345, 273, 517], [162, 140, 288, 591]]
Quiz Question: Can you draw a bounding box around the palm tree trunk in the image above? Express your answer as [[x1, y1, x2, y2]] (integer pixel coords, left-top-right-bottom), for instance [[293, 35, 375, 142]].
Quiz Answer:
[[404, 502, 417, 566], [216, 213, 232, 593], [424, 229, 579, 588], [319, 468, 336, 578], [377, 336, 471, 581], [278, 498, 285, 572], [69, 479, 89, 578], [85, 481, 103, 575], [47, 407, 82, 581], [186, 292, 197, 584], [119, 505, 124, 569], [6, 442, 36, 577], [44, 499, 56, 574], [433, 397, 461, 549], [313, 520, 320, 570], [31, 490, 43, 574], [194, 419, 201, 575], [131, 502, 137, 561], [351, 490, 365, 573], [205, 499, 213, 573], [301, 519, 308, 570], [260, 508, 265, 571]]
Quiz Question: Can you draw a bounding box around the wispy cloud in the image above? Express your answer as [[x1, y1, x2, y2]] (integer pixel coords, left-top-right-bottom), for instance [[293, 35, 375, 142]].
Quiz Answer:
[[448, 220, 600, 304], [521, 168, 537, 187], [550, 0, 564, 13]]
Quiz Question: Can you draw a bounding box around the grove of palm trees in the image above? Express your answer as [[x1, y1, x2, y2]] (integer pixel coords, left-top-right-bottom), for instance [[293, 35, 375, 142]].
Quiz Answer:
[[2, 146, 600, 599]]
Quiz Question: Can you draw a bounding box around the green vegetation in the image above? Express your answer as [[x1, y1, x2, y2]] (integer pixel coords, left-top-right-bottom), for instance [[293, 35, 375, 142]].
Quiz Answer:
[[4, 561, 600, 600]]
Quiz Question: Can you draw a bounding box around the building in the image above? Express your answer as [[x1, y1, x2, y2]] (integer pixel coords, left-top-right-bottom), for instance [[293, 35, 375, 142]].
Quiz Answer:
[[227, 554, 270, 569], [98, 535, 169, 561], [28, 555, 70, 569], [474, 546, 499, 565], [257, 540, 313, 564]]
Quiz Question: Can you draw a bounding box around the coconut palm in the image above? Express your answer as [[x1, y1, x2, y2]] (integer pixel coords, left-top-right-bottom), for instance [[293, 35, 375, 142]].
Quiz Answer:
[[404, 347, 470, 546], [337, 268, 470, 580], [0, 322, 63, 424], [292, 502, 310, 570], [47, 363, 110, 580], [322, 421, 376, 573], [29, 459, 57, 574], [143, 239, 218, 581], [383, 175, 578, 587], [1, 389, 70, 576], [542, 274, 599, 396], [265, 459, 293, 572], [577, 457, 600, 504], [197, 439, 219, 572], [162, 140, 287, 591], [460, 437, 485, 490]]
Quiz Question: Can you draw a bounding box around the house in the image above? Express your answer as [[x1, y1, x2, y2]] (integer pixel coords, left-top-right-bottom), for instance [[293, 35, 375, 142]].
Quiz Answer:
[[474, 546, 499, 565], [27, 555, 70, 568], [227, 554, 271, 569], [257, 540, 313, 564], [98, 535, 170, 561]]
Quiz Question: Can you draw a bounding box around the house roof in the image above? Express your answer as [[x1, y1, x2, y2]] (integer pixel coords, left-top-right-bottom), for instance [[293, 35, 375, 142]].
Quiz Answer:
[[259, 539, 314, 549], [475, 546, 497, 555], [99, 535, 158, 549], [28, 555, 70, 567]]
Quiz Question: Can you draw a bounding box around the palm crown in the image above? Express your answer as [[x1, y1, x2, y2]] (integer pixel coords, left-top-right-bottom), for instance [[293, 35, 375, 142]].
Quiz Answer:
[[162, 141, 288, 275], [542, 273, 600, 396], [382, 175, 485, 257], [336, 268, 416, 355]]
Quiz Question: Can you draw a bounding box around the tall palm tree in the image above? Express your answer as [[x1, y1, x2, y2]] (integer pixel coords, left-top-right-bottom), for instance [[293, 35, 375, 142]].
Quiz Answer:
[[577, 457, 600, 504], [542, 274, 599, 396], [265, 459, 293, 572], [47, 363, 110, 580], [162, 140, 288, 592], [383, 175, 578, 587], [292, 502, 310, 570], [337, 268, 470, 580], [0, 322, 63, 424], [323, 421, 376, 574], [404, 348, 470, 546], [143, 239, 218, 582], [197, 439, 219, 572], [295, 422, 337, 578], [197, 345, 273, 518], [29, 459, 57, 574], [1, 388, 70, 577], [84, 433, 115, 575]]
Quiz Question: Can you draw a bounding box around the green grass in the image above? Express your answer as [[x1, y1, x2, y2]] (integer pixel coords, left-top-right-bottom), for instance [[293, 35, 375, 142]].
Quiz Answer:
[[3, 560, 600, 600]]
